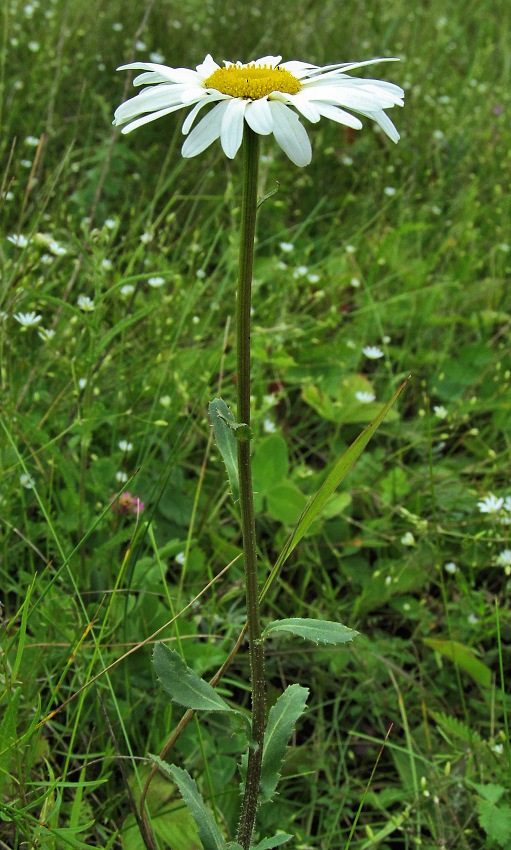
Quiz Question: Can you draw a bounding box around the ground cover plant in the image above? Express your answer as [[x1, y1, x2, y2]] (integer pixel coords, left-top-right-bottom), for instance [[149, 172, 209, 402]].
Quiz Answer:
[[1, 0, 510, 848]]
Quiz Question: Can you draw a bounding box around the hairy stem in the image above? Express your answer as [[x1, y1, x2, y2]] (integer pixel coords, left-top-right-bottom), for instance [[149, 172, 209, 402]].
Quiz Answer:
[[236, 125, 265, 850]]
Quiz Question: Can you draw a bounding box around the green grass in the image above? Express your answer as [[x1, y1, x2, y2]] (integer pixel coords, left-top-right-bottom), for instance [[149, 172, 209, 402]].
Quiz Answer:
[[1, 0, 511, 847]]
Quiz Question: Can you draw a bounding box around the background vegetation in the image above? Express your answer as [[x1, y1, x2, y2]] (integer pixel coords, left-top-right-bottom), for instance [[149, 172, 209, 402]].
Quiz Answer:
[[1, 0, 510, 847]]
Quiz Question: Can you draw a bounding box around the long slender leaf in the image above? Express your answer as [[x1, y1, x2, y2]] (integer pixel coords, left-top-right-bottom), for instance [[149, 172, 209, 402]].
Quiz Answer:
[[261, 380, 408, 602]]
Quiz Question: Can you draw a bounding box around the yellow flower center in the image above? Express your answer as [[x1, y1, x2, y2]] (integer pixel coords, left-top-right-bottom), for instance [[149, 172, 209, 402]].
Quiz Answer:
[[204, 63, 301, 100]]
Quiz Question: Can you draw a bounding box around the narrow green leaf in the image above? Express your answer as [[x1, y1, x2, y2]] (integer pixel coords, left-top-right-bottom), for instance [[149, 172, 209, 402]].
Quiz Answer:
[[152, 759, 227, 850], [252, 834, 293, 850], [260, 684, 309, 803], [263, 618, 359, 645], [261, 380, 408, 602], [209, 398, 239, 501], [423, 638, 492, 687], [153, 643, 234, 712]]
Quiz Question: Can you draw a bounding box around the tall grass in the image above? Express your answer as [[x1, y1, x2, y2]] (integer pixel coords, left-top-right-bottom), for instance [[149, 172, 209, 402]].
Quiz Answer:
[[1, 0, 510, 847]]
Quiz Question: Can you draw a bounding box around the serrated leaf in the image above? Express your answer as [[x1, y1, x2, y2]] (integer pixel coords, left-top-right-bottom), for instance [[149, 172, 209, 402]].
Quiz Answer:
[[476, 797, 511, 847], [423, 638, 492, 687], [263, 618, 359, 645], [260, 685, 309, 803], [209, 398, 239, 501], [153, 643, 234, 712], [152, 760, 227, 850]]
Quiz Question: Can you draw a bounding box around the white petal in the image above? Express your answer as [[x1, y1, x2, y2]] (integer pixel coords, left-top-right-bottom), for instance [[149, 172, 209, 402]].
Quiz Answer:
[[220, 98, 247, 159], [268, 101, 311, 167], [117, 62, 200, 86], [253, 55, 282, 68], [275, 92, 321, 123], [117, 102, 188, 133], [182, 98, 214, 134], [195, 54, 220, 76], [279, 60, 319, 78], [181, 101, 229, 157], [367, 109, 400, 142], [114, 85, 189, 123], [313, 102, 363, 129], [245, 98, 273, 135]]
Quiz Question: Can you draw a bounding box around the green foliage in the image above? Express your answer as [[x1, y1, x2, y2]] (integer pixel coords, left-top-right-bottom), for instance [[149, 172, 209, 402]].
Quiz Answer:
[[1, 0, 511, 847], [263, 618, 359, 645], [209, 398, 241, 501], [153, 643, 236, 712], [260, 685, 309, 803]]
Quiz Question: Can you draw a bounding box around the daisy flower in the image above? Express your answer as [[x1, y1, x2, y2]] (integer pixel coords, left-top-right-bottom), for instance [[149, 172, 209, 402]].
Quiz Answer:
[[113, 54, 404, 167]]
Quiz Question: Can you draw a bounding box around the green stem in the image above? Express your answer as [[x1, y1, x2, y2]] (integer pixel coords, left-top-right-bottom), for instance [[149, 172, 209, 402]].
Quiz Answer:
[[236, 126, 265, 850]]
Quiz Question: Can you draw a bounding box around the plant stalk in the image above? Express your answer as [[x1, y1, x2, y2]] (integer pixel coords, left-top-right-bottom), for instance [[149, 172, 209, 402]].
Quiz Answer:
[[236, 126, 265, 850]]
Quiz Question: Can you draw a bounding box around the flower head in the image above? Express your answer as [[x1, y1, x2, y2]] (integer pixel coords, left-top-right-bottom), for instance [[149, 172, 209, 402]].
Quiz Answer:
[[110, 491, 145, 515], [114, 54, 404, 167], [477, 494, 504, 514], [14, 311, 42, 327]]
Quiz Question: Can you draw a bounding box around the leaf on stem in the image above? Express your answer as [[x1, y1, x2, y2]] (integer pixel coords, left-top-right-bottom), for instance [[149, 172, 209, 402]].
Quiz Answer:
[[260, 684, 309, 803], [151, 759, 227, 850], [153, 643, 235, 712], [262, 618, 359, 645], [209, 398, 240, 500]]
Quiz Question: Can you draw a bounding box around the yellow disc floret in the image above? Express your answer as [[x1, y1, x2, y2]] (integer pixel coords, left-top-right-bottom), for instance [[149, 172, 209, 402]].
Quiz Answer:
[[204, 63, 301, 100]]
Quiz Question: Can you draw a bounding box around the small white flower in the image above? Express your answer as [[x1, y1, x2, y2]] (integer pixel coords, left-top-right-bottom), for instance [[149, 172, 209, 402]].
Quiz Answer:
[[77, 294, 95, 312], [196, 268, 207, 279], [140, 231, 152, 244], [355, 390, 375, 403], [433, 405, 448, 419], [120, 284, 135, 296], [112, 22, 123, 31], [307, 272, 320, 284], [444, 561, 457, 574], [101, 258, 113, 270], [175, 551, 186, 565], [341, 154, 353, 166], [38, 327, 55, 342], [21, 159, 33, 168], [104, 218, 117, 229], [477, 494, 504, 514], [25, 135, 40, 146], [293, 265, 308, 278], [279, 242, 295, 253], [116, 471, 128, 483], [114, 54, 404, 167], [48, 239, 67, 256], [159, 394, 171, 408], [148, 275, 165, 287], [362, 345, 384, 359], [192, 315, 200, 324], [28, 41, 40, 52], [345, 244, 356, 254], [263, 417, 277, 433], [78, 378, 87, 390], [384, 186, 397, 196], [118, 440, 133, 452], [20, 473, 35, 489], [496, 550, 511, 573], [350, 277, 361, 288], [8, 234, 29, 248], [14, 311, 42, 327], [503, 496, 511, 513], [135, 40, 147, 51], [467, 613, 479, 625], [276, 261, 287, 270], [149, 51, 165, 64], [401, 531, 415, 547]]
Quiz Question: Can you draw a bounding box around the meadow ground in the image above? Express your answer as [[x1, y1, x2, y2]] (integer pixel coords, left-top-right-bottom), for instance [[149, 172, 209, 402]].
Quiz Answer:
[[1, 0, 510, 847]]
